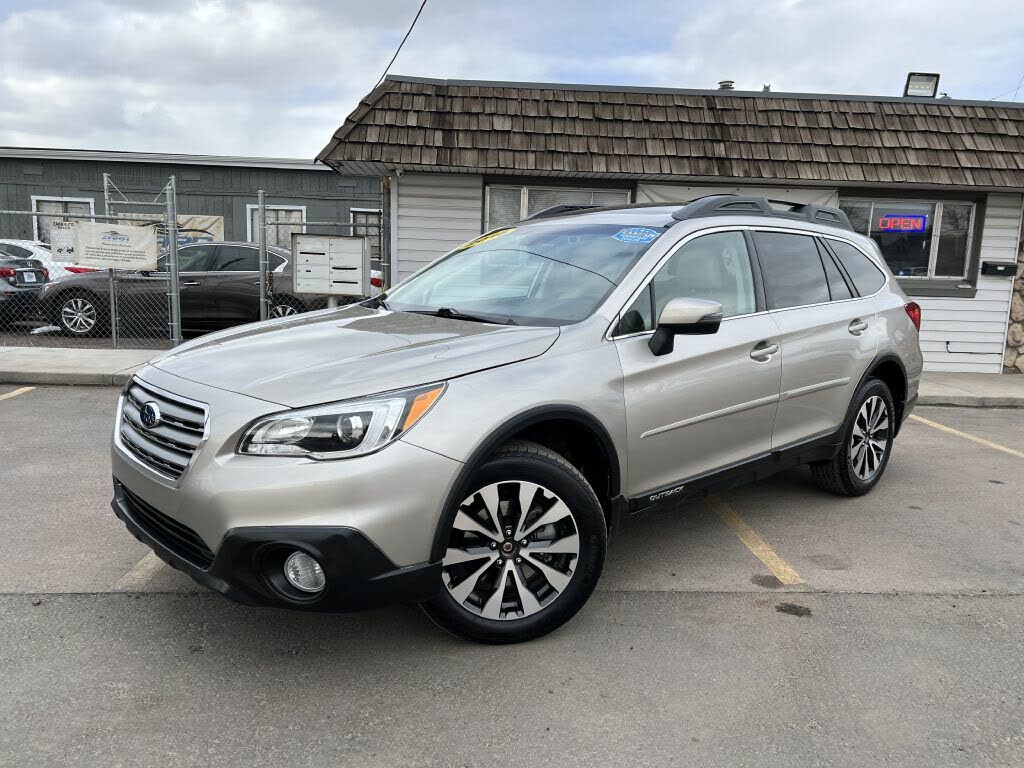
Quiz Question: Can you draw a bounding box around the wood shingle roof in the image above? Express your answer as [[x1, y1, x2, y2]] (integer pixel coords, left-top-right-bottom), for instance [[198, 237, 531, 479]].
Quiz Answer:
[[317, 76, 1024, 189]]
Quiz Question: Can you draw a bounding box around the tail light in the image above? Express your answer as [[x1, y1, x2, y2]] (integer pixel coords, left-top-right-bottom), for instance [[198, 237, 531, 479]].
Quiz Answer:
[[0, 267, 15, 279], [370, 276, 383, 288], [904, 301, 921, 331], [66, 266, 99, 274]]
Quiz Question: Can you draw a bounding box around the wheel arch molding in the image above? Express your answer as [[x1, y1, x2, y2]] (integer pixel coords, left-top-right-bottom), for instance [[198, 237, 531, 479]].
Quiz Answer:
[[428, 404, 622, 563], [859, 352, 909, 435]]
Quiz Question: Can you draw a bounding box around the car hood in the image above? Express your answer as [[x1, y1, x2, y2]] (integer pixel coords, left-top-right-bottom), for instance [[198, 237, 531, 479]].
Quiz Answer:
[[150, 305, 560, 407]]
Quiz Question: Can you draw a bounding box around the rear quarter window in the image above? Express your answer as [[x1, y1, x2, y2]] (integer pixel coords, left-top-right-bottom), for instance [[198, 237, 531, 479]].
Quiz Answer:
[[828, 240, 887, 295]]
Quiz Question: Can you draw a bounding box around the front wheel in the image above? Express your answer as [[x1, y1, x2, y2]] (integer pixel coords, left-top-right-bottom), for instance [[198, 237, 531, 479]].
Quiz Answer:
[[421, 440, 607, 644], [810, 378, 895, 496]]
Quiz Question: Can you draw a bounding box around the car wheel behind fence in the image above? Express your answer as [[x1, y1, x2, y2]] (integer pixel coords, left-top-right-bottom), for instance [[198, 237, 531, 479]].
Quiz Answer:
[[53, 291, 105, 337]]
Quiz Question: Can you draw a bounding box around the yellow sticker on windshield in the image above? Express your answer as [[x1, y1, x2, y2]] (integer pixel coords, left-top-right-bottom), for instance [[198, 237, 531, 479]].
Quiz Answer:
[[457, 228, 515, 251]]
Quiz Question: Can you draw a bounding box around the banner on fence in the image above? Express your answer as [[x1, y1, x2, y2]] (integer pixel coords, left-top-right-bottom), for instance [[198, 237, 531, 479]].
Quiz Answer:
[[50, 221, 77, 259], [158, 214, 224, 250], [75, 222, 159, 270]]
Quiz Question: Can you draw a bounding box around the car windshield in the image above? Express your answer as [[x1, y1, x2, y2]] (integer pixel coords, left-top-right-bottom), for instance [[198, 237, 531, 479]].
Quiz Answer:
[[384, 221, 666, 326]]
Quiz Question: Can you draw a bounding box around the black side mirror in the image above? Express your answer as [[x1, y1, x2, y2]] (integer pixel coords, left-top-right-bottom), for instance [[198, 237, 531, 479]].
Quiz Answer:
[[648, 297, 723, 356]]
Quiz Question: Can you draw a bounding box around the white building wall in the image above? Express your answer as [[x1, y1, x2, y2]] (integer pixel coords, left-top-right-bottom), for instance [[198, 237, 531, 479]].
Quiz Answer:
[[394, 173, 483, 281], [917, 193, 1023, 373]]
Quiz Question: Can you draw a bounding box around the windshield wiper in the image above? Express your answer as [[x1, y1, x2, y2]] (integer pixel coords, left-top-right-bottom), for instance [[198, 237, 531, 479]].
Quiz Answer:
[[408, 307, 519, 326]]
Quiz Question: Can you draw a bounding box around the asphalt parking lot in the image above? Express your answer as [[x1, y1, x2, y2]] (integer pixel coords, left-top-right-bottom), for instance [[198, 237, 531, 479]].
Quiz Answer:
[[1, 385, 1022, 767]]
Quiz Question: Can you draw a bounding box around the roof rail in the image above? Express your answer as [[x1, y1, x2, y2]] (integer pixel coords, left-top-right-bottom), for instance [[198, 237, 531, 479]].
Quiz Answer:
[[671, 195, 853, 231], [526, 204, 602, 221]]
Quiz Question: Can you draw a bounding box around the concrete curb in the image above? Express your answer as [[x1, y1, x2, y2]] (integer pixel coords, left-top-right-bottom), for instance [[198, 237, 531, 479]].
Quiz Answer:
[[917, 395, 1024, 408], [0, 366, 145, 387]]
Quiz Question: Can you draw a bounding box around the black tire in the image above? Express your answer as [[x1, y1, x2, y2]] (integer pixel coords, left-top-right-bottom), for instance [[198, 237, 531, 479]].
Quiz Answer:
[[421, 440, 607, 644], [51, 289, 106, 337], [810, 378, 895, 496]]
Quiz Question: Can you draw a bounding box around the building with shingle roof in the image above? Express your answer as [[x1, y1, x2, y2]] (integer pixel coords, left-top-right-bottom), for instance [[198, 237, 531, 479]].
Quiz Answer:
[[318, 75, 1024, 373]]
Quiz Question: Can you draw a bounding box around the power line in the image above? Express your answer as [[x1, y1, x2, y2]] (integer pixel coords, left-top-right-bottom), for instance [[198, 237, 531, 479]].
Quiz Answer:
[[988, 72, 1024, 101], [374, 0, 428, 88]]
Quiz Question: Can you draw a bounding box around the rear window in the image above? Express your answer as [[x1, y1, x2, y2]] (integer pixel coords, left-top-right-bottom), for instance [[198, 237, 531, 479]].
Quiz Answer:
[[828, 240, 887, 295]]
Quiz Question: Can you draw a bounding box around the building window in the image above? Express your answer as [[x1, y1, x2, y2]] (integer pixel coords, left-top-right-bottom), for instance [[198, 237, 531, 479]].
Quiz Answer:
[[31, 196, 94, 244], [485, 185, 631, 230], [351, 208, 381, 267], [838, 198, 976, 280], [247, 205, 305, 249]]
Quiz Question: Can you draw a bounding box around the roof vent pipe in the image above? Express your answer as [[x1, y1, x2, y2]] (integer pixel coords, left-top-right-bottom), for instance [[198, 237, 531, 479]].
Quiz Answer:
[[718, 80, 734, 90], [762, 84, 771, 92]]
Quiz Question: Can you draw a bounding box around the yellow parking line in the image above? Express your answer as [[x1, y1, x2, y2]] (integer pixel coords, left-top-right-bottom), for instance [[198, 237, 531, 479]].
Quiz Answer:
[[909, 414, 1024, 460], [708, 494, 804, 585], [0, 386, 35, 401], [112, 551, 164, 591]]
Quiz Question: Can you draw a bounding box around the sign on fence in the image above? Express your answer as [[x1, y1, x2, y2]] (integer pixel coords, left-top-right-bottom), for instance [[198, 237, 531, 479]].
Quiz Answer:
[[50, 221, 77, 259], [75, 222, 159, 270]]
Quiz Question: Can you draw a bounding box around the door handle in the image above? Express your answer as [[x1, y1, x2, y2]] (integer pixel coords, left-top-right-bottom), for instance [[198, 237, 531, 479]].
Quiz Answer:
[[848, 319, 869, 335], [750, 341, 780, 361], [180, 281, 201, 286]]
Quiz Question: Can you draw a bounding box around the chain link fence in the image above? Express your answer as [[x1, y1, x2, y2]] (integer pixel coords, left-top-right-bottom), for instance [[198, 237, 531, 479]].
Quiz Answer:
[[0, 174, 386, 350]]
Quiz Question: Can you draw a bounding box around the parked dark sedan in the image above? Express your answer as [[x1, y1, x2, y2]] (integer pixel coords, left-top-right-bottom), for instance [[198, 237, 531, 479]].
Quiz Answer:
[[40, 242, 326, 337], [0, 254, 49, 328]]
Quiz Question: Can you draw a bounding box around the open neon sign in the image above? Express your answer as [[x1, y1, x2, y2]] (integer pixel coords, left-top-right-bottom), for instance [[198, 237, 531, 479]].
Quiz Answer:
[[877, 214, 927, 233]]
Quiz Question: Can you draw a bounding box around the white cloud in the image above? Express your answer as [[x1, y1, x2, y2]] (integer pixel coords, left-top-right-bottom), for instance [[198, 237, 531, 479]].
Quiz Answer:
[[1, 0, 1022, 157]]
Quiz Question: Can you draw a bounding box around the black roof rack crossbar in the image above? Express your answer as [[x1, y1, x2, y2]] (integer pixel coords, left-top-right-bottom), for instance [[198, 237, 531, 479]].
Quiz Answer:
[[526, 204, 603, 221], [671, 194, 853, 231]]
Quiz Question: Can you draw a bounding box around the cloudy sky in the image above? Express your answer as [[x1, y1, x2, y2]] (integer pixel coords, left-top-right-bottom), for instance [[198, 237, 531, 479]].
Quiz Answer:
[[2, 0, 1022, 158]]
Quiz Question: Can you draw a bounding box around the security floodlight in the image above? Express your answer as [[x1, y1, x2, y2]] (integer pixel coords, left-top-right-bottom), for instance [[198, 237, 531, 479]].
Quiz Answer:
[[904, 72, 940, 98]]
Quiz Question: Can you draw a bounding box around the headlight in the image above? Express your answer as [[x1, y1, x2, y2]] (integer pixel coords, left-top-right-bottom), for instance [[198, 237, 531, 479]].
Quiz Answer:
[[238, 383, 445, 459]]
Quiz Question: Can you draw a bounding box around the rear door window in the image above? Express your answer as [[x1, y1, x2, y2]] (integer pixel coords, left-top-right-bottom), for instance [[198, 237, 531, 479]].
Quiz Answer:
[[753, 231, 830, 310], [827, 240, 887, 296], [212, 245, 260, 272]]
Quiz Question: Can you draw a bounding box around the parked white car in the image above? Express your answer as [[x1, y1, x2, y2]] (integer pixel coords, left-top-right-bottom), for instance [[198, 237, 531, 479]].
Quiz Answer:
[[0, 239, 97, 280]]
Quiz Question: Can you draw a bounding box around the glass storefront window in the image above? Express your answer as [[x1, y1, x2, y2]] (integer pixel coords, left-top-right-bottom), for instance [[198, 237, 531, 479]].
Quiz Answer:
[[839, 198, 975, 280]]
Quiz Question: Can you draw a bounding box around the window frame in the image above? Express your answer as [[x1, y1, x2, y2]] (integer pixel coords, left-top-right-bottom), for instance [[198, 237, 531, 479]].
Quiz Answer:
[[30, 195, 95, 242], [245, 203, 306, 247], [839, 195, 982, 298], [484, 184, 632, 230], [608, 226, 766, 340]]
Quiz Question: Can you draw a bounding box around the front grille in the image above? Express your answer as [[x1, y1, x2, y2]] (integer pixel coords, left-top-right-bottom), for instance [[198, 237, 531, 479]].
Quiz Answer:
[[120, 484, 215, 569], [118, 378, 207, 481]]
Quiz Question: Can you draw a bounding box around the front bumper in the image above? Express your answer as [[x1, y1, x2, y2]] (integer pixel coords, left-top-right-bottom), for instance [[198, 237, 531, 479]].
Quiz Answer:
[[112, 479, 441, 611]]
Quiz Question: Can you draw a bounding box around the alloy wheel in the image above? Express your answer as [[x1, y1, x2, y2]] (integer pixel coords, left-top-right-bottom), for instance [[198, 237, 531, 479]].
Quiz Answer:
[[269, 303, 299, 318], [849, 395, 889, 481], [61, 297, 97, 334], [442, 481, 580, 621]]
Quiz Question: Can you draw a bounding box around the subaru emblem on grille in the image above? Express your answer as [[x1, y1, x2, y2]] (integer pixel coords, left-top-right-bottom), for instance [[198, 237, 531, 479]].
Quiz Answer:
[[139, 402, 162, 429]]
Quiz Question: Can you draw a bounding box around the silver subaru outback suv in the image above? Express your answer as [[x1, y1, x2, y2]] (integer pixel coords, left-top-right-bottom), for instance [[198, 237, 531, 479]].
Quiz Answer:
[[111, 195, 923, 643]]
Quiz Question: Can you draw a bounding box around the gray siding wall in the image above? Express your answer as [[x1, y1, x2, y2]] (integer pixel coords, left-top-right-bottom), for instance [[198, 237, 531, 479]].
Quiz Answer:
[[0, 158, 379, 242], [917, 193, 1024, 373], [395, 173, 483, 280]]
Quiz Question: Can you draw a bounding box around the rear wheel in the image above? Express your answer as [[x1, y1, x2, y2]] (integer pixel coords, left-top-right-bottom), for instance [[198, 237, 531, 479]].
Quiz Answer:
[[421, 440, 607, 644], [810, 378, 895, 496], [53, 290, 105, 337]]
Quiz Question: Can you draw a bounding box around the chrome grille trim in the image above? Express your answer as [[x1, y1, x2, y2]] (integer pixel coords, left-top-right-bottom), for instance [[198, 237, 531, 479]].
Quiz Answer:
[[115, 378, 210, 485]]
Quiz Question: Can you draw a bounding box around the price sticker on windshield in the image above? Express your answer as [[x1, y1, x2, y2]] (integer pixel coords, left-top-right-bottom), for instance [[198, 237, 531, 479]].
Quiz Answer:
[[457, 228, 516, 251], [612, 227, 661, 244]]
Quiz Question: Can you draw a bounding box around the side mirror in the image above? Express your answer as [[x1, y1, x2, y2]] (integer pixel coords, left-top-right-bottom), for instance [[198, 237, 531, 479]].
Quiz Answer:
[[648, 297, 723, 356]]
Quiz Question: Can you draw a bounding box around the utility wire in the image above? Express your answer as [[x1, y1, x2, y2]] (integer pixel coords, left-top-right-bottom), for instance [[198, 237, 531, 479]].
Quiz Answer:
[[374, 0, 428, 88], [988, 72, 1024, 101]]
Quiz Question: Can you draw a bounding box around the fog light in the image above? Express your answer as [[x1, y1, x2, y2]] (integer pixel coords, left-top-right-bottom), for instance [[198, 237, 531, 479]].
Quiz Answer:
[[283, 551, 326, 593]]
